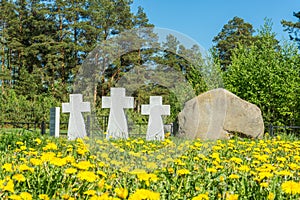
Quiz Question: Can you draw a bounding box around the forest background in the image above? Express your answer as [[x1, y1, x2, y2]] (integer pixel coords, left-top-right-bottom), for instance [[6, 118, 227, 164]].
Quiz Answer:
[[0, 0, 299, 129]]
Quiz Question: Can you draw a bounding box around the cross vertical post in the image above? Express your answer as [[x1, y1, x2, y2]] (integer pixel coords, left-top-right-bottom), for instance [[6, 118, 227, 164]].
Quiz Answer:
[[142, 96, 170, 141], [102, 88, 134, 139], [62, 94, 91, 140]]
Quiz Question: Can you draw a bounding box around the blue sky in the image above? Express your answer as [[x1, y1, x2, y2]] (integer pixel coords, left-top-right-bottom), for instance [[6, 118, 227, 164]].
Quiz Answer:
[[131, 0, 299, 50]]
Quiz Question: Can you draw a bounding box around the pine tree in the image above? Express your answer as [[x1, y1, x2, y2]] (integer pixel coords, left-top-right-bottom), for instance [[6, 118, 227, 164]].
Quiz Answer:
[[282, 11, 300, 48], [213, 16, 255, 70]]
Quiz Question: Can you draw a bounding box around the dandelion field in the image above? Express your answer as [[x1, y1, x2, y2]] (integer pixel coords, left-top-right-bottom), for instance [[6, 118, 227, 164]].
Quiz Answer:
[[0, 131, 299, 200]]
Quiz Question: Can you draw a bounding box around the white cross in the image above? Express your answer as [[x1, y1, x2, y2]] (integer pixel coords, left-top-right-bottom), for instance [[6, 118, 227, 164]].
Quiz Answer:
[[102, 88, 134, 139], [142, 96, 170, 141], [62, 94, 91, 140]]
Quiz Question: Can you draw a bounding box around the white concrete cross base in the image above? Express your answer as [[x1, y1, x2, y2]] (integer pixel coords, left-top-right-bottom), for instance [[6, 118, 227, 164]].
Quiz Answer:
[[102, 88, 134, 139], [142, 96, 170, 141], [62, 94, 91, 140]]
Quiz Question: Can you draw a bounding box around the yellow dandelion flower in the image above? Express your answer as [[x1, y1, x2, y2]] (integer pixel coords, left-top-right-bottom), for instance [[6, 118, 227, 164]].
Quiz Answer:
[[206, 167, 217, 173], [96, 179, 105, 189], [177, 168, 190, 176], [97, 170, 107, 177], [42, 142, 58, 151], [73, 161, 93, 170], [76, 147, 89, 155], [115, 187, 129, 199], [137, 173, 158, 186], [281, 181, 300, 195], [83, 190, 96, 196], [105, 184, 113, 190], [0, 179, 4, 190], [20, 192, 32, 200], [228, 174, 239, 179], [275, 170, 293, 176], [212, 145, 222, 151], [167, 168, 174, 174], [30, 158, 43, 166], [216, 165, 224, 169], [8, 194, 21, 200], [64, 156, 75, 163], [90, 193, 111, 200], [267, 192, 275, 200], [194, 157, 200, 161], [210, 153, 220, 159], [34, 138, 42, 145], [128, 189, 160, 200], [276, 157, 287, 162], [18, 164, 34, 173], [165, 132, 171, 138], [219, 176, 225, 182], [226, 193, 239, 200], [12, 174, 26, 182], [4, 179, 15, 193], [2, 163, 13, 172], [65, 168, 77, 174], [50, 157, 67, 167], [238, 165, 250, 172], [258, 172, 273, 179], [288, 163, 300, 170], [38, 194, 50, 200], [61, 194, 70, 199], [192, 193, 209, 200], [253, 154, 269, 162], [40, 152, 56, 162], [110, 174, 117, 179], [20, 146, 27, 151], [77, 171, 98, 182]]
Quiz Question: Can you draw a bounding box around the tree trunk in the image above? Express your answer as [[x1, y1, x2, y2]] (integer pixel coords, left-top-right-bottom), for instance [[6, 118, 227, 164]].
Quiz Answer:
[[59, 7, 66, 87], [1, 45, 5, 93], [93, 84, 97, 107]]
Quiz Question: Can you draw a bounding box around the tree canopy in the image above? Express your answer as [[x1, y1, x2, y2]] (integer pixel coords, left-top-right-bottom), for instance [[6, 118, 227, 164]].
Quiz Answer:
[[0, 0, 153, 122], [282, 11, 300, 47], [223, 22, 300, 126], [213, 16, 255, 70], [0, 2, 300, 130]]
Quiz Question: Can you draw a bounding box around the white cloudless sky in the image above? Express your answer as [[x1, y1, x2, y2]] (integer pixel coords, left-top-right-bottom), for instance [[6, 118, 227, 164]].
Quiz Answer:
[[131, 0, 299, 50]]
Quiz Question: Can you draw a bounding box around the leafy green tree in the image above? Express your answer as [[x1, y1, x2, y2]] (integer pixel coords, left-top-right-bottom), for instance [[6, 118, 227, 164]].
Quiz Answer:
[[223, 22, 300, 126], [213, 16, 255, 70], [0, 0, 154, 122], [282, 11, 300, 47]]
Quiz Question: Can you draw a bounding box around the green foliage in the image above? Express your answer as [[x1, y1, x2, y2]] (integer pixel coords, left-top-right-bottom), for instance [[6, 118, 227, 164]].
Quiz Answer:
[[0, 0, 153, 123], [0, 130, 42, 151], [94, 32, 209, 124], [213, 16, 256, 70], [223, 21, 300, 126], [0, 89, 64, 123], [282, 11, 300, 48]]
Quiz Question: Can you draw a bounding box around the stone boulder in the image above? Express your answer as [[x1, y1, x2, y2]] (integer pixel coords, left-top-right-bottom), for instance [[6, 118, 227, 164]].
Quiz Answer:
[[177, 88, 264, 140]]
